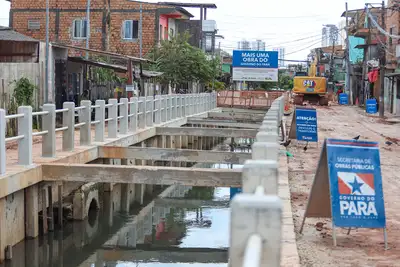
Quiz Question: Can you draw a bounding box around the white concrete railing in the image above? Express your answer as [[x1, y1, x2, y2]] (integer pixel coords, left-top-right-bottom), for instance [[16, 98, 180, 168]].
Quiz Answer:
[[230, 96, 285, 267], [0, 93, 217, 175]]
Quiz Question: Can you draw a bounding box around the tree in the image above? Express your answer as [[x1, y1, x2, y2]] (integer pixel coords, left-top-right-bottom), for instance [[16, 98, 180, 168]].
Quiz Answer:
[[146, 32, 220, 90], [257, 70, 293, 91], [278, 70, 294, 90]]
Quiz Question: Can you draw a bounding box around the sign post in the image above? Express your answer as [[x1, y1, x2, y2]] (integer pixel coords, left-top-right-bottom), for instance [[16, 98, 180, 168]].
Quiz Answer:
[[232, 50, 279, 82], [288, 107, 318, 142], [300, 138, 388, 249]]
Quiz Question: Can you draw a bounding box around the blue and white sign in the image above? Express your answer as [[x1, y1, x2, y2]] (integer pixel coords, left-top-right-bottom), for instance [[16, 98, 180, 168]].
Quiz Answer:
[[295, 107, 318, 142], [232, 50, 279, 82], [232, 50, 279, 68], [326, 139, 386, 228]]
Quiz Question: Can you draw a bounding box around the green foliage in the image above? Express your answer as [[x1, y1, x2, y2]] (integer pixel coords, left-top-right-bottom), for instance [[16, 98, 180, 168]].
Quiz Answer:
[[92, 57, 127, 84], [278, 70, 294, 90], [207, 80, 225, 91], [146, 32, 220, 88], [11, 77, 36, 106], [7, 77, 37, 136], [258, 70, 293, 91]]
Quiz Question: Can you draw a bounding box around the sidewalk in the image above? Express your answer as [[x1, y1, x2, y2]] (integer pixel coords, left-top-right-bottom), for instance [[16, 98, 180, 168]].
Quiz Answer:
[[287, 105, 400, 266]]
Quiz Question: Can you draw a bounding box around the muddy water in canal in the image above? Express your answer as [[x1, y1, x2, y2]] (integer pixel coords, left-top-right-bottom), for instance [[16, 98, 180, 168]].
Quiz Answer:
[[0, 153, 251, 266]]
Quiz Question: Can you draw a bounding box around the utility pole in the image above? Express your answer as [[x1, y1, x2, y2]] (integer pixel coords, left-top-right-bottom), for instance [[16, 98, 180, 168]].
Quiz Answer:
[[326, 24, 338, 91], [44, 0, 49, 103], [139, 4, 143, 58], [345, 2, 353, 104], [85, 0, 91, 59], [379, 0, 386, 118]]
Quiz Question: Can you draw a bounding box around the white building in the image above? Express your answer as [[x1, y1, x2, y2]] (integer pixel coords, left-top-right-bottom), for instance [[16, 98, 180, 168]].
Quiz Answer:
[[251, 40, 266, 51], [237, 39, 266, 51], [272, 47, 285, 67], [338, 20, 346, 47], [237, 40, 251, 50], [321, 25, 339, 47]]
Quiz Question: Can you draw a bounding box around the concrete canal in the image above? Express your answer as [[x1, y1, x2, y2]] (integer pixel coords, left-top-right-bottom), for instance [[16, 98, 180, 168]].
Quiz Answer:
[[0, 140, 250, 267]]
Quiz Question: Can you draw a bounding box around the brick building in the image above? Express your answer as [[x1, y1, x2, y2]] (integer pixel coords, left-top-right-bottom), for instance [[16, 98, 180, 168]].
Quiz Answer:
[[8, 0, 193, 57], [385, 0, 400, 115]]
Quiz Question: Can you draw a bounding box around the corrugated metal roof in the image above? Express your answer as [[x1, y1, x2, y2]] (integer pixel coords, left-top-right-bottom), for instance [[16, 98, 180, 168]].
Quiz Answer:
[[0, 26, 38, 42], [68, 57, 163, 78]]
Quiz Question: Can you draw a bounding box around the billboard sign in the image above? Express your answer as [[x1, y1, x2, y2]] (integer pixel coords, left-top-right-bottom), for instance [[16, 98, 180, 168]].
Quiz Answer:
[[232, 50, 279, 82]]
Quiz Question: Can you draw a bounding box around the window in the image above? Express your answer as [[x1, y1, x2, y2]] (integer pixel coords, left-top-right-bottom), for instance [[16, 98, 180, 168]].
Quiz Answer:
[[390, 27, 394, 45], [73, 19, 87, 39], [164, 26, 168, 40], [170, 28, 174, 38], [159, 25, 163, 41], [28, 20, 40, 30], [122, 20, 139, 39]]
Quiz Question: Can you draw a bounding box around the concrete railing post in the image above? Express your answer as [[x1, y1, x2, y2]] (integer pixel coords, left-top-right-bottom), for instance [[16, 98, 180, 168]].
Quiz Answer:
[[176, 95, 181, 118], [79, 100, 92, 146], [190, 95, 194, 115], [242, 160, 279, 194], [155, 95, 161, 124], [95, 100, 105, 142], [181, 95, 185, 117], [172, 95, 177, 119], [62, 102, 75, 152], [0, 110, 5, 175], [252, 142, 279, 162], [230, 194, 282, 267], [203, 94, 206, 112], [146, 96, 153, 127], [184, 95, 188, 116], [167, 95, 172, 121], [161, 96, 166, 123], [119, 98, 129, 135], [108, 99, 118, 138], [42, 104, 56, 157], [256, 131, 279, 143], [129, 97, 137, 132], [18, 106, 33, 166], [138, 97, 146, 129], [194, 95, 198, 114]]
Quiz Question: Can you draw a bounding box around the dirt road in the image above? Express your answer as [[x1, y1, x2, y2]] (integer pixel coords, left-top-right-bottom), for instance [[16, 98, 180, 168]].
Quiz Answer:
[[287, 105, 400, 267]]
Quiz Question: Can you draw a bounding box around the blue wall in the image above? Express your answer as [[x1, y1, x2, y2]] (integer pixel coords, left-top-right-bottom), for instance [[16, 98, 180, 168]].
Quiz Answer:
[[349, 36, 365, 63]]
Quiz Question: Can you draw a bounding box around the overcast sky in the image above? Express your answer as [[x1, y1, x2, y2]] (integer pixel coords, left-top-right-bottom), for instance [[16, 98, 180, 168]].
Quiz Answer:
[[0, 0, 386, 61]]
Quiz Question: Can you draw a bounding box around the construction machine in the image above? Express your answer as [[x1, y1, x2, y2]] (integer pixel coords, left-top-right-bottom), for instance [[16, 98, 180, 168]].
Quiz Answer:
[[292, 61, 329, 106]]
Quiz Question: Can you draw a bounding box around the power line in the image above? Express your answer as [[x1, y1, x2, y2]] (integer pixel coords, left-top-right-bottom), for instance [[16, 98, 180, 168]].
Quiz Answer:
[[285, 38, 326, 56], [215, 13, 331, 19], [219, 34, 322, 50], [366, 5, 400, 39], [219, 32, 321, 46]]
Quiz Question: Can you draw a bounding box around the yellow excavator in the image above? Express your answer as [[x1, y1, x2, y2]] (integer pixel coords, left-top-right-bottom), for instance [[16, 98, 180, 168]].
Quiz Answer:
[[292, 61, 329, 106]]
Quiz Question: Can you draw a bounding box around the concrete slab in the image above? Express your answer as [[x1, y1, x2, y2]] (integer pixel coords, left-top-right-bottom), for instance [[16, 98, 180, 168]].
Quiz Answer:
[[98, 249, 228, 263], [41, 163, 242, 187], [0, 117, 189, 198], [186, 118, 261, 129], [154, 198, 230, 208], [207, 112, 265, 122], [98, 146, 251, 164], [155, 127, 257, 138]]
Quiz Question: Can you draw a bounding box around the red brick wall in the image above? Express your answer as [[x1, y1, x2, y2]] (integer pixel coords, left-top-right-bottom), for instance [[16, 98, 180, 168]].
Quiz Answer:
[[386, 0, 400, 68], [109, 11, 156, 57], [10, 0, 172, 57]]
